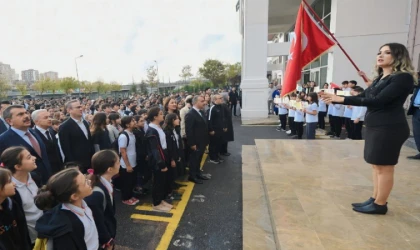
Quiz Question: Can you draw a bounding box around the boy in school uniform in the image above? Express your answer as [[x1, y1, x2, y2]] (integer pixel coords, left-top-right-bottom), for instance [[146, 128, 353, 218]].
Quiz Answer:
[[350, 87, 366, 140]]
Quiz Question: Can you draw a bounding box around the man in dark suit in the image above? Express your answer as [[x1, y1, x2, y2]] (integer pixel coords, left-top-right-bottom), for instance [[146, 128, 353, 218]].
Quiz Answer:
[[407, 80, 420, 160], [59, 100, 94, 172], [0, 101, 10, 135], [32, 109, 63, 174], [185, 96, 210, 184], [0, 105, 52, 185], [229, 87, 239, 116]]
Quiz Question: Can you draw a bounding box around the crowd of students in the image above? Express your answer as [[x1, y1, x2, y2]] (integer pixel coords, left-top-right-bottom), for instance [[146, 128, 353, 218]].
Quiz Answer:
[[0, 88, 235, 250], [272, 80, 367, 140]]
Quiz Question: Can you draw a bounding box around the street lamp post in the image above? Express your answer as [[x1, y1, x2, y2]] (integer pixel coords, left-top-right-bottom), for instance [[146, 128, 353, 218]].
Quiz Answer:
[[75, 55, 83, 97]]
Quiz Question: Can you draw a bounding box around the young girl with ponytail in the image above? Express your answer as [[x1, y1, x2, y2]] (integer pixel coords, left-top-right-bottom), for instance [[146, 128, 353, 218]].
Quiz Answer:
[[85, 150, 120, 250], [2, 146, 42, 247], [35, 168, 99, 250]]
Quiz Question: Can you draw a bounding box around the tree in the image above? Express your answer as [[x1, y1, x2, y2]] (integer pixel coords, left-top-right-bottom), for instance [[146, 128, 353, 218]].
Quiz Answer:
[[179, 65, 193, 83], [225, 62, 241, 85], [146, 65, 158, 93], [140, 80, 148, 95], [93, 81, 108, 94], [48, 79, 61, 95], [198, 59, 227, 87], [81, 81, 95, 96], [130, 83, 137, 94], [16, 82, 28, 96], [60, 77, 79, 95], [109, 82, 122, 92], [0, 77, 11, 99], [33, 79, 50, 97]]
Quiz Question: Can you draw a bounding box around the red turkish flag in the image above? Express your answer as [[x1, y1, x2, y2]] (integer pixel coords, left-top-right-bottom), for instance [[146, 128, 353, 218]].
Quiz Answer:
[[281, 3, 336, 97], [330, 82, 341, 89]]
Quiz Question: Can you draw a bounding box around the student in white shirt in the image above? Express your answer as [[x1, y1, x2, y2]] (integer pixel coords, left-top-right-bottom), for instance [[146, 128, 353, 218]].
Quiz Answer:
[[85, 150, 120, 250], [317, 92, 327, 130], [3, 147, 43, 245], [291, 96, 305, 139], [343, 102, 354, 139], [118, 116, 139, 206], [303, 92, 319, 139], [285, 93, 297, 136], [331, 90, 345, 138], [35, 168, 99, 250], [276, 102, 289, 132], [350, 87, 367, 140]]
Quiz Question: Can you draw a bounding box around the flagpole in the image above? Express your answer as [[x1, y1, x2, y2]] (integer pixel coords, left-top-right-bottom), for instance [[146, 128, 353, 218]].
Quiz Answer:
[[301, 0, 368, 83]]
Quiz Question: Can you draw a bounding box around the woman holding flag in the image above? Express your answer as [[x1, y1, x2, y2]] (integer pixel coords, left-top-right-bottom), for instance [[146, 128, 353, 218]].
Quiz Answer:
[[321, 43, 416, 215]]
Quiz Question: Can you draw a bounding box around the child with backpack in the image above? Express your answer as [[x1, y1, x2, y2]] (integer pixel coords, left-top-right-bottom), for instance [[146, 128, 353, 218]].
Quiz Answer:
[[0, 168, 31, 250], [35, 168, 99, 250], [117, 116, 139, 206], [2, 146, 43, 247], [85, 150, 119, 250]]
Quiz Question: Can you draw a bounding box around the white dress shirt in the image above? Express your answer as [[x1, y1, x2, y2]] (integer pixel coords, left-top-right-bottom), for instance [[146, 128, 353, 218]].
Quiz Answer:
[[71, 117, 88, 139], [35, 126, 50, 140], [12, 174, 43, 243], [149, 123, 167, 149], [62, 201, 99, 250]]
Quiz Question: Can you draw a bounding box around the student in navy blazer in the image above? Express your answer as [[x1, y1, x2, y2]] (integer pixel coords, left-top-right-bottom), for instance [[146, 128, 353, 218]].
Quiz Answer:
[[85, 150, 119, 249], [0, 105, 52, 185]]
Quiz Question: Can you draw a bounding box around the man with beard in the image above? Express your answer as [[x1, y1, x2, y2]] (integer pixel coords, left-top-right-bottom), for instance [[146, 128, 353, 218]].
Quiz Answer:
[[0, 105, 52, 185]]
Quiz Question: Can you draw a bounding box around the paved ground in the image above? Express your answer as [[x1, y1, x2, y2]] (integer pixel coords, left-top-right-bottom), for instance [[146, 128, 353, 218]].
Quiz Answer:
[[167, 118, 288, 250], [112, 115, 364, 250], [111, 116, 290, 250]]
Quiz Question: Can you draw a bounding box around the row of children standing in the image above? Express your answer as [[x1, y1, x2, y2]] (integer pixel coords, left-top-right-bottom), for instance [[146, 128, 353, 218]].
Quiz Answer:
[[273, 90, 320, 140], [273, 81, 367, 140], [326, 81, 367, 140]]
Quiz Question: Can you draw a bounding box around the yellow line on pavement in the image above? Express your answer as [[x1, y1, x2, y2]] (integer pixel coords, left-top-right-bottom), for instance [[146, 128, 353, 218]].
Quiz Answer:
[[155, 152, 208, 250], [131, 214, 172, 222]]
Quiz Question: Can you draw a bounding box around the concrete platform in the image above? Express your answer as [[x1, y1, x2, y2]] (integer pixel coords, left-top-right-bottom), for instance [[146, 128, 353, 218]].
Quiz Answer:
[[243, 139, 420, 250], [242, 145, 276, 250]]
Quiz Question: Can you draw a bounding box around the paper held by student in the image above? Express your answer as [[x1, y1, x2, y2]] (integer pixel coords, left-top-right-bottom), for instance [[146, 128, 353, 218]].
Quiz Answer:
[[336, 90, 351, 96]]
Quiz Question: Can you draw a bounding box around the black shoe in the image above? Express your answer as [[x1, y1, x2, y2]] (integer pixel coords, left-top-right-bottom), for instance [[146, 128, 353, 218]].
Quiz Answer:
[[188, 177, 203, 184], [407, 153, 420, 160], [197, 174, 210, 180], [352, 197, 375, 207], [353, 202, 388, 215], [221, 153, 231, 156]]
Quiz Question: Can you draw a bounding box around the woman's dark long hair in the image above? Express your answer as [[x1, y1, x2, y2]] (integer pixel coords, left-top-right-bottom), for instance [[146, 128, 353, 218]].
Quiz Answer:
[[308, 92, 319, 105], [90, 150, 119, 187], [376, 43, 416, 82], [163, 113, 178, 131], [1, 146, 26, 174], [90, 112, 107, 135], [108, 112, 120, 126], [35, 168, 80, 210]]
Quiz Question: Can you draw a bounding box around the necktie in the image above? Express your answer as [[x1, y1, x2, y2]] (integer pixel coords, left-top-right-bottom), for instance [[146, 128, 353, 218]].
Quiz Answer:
[[26, 132, 42, 158], [45, 130, 52, 141]]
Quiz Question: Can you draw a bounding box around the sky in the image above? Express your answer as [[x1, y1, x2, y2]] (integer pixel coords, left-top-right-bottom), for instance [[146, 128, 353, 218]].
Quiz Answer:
[[0, 0, 241, 84]]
